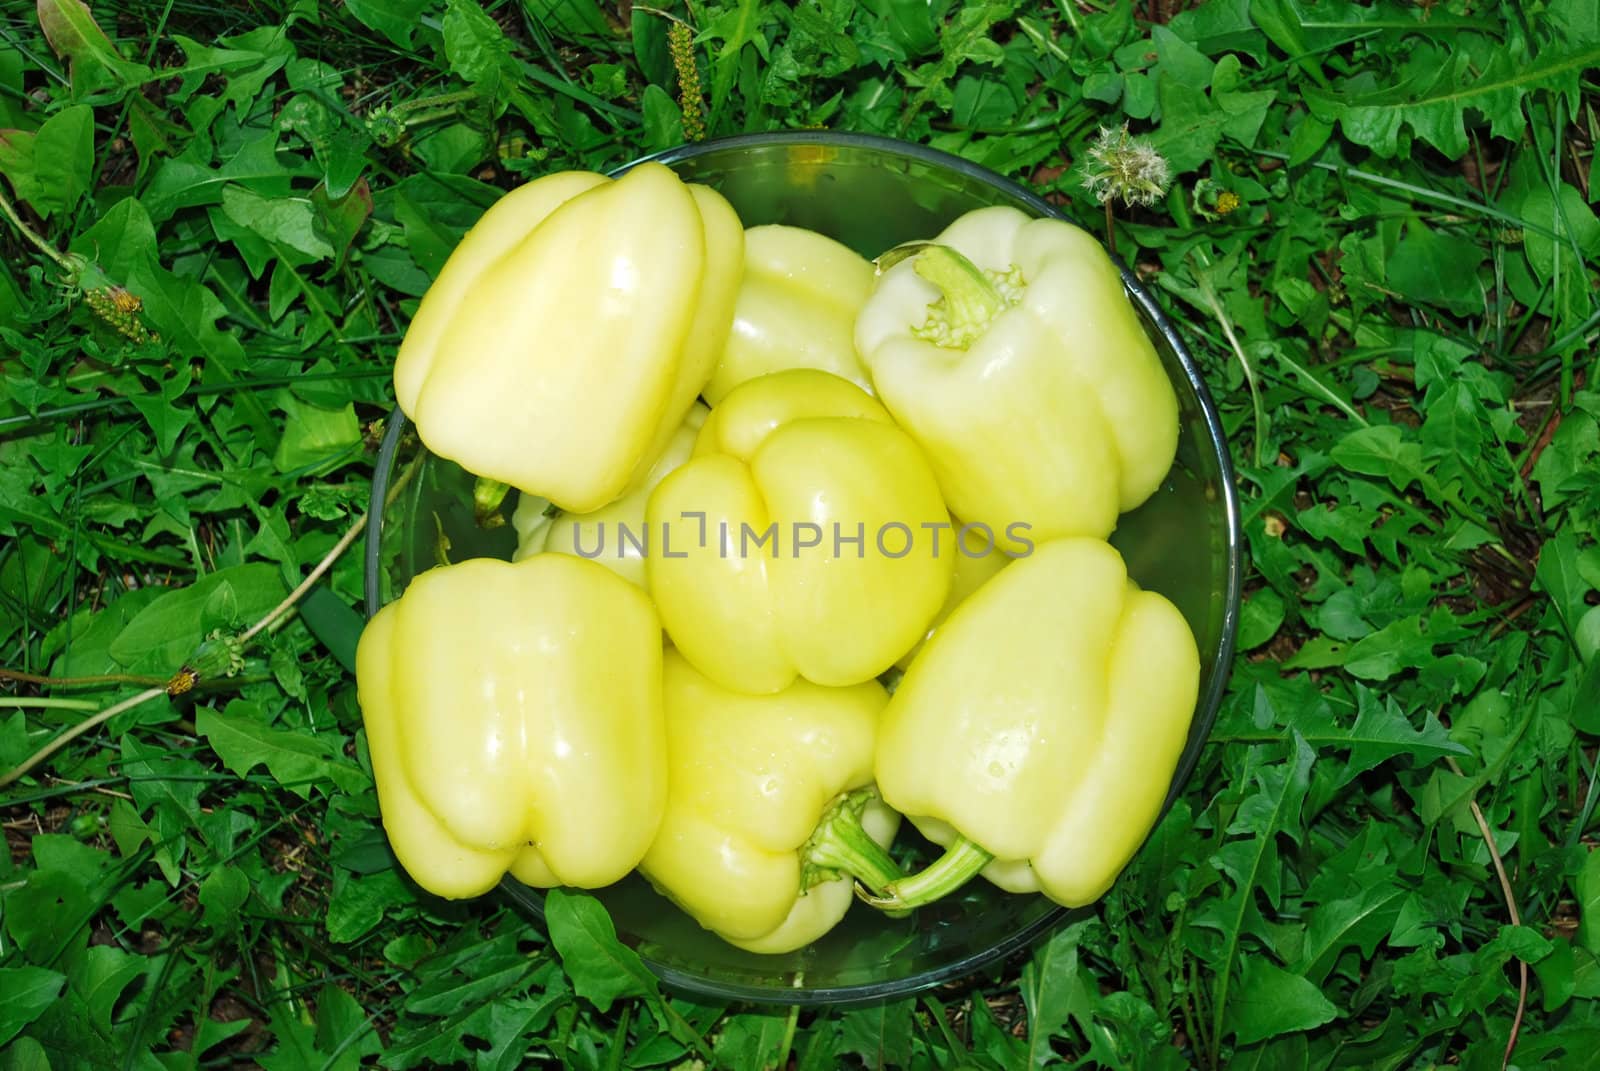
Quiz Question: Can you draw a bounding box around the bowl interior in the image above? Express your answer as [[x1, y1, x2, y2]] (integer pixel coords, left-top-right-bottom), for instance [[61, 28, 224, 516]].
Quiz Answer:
[[364, 133, 1241, 1005]]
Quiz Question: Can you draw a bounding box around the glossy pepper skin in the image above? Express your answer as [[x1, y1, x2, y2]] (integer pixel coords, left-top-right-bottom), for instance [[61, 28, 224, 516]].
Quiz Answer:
[[704, 224, 876, 405], [872, 538, 1199, 910], [394, 163, 743, 514], [893, 517, 1010, 671], [640, 652, 903, 954], [646, 369, 953, 694], [854, 206, 1178, 549], [511, 403, 710, 588], [355, 555, 667, 900]]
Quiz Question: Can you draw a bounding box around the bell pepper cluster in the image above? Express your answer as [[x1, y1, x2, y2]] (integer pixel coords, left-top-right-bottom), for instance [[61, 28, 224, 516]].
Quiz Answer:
[[356, 161, 1202, 954]]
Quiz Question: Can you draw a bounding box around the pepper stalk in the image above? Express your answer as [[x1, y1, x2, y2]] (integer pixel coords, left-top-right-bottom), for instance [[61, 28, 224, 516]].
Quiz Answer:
[[473, 476, 511, 528], [876, 243, 1025, 351], [858, 836, 995, 911], [800, 787, 905, 896]]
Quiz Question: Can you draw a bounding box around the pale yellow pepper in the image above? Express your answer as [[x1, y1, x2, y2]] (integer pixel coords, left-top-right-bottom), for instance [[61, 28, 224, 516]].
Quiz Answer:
[[894, 517, 1010, 671], [394, 163, 743, 513], [355, 554, 666, 899], [704, 224, 876, 405], [646, 369, 953, 694], [855, 206, 1178, 549], [871, 538, 1199, 910], [511, 403, 710, 588], [640, 651, 902, 954]]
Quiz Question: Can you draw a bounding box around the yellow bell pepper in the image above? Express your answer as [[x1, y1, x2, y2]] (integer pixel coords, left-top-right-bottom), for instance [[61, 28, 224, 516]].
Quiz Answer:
[[640, 651, 903, 954], [869, 538, 1199, 910], [394, 163, 743, 513], [510, 403, 710, 588], [646, 369, 954, 694], [704, 224, 876, 405], [892, 517, 1009, 671], [854, 206, 1178, 549], [355, 554, 666, 899]]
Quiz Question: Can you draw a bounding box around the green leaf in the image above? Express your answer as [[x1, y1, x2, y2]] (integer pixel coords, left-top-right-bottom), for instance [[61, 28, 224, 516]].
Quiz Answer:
[[1296, 884, 1406, 985], [126, 366, 194, 456], [70, 196, 248, 364], [1329, 424, 1428, 492], [0, 710, 29, 771], [403, 958, 529, 1017], [1384, 221, 1486, 316], [106, 798, 179, 885], [273, 392, 361, 473], [142, 132, 299, 225], [278, 92, 372, 199], [314, 982, 385, 1068], [1536, 526, 1590, 637], [1151, 74, 1276, 174], [168, 31, 291, 112], [120, 734, 205, 831], [1521, 182, 1600, 284], [70, 944, 148, 1036], [344, 0, 430, 47], [1286, 113, 1333, 167], [1305, 30, 1600, 159], [1238, 586, 1286, 649], [631, 8, 674, 88], [1229, 958, 1338, 1045], [0, 104, 94, 219], [1342, 692, 1468, 776], [1, 1036, 51, 1071], [312, 178, 373, 264], [1342, 615, 1437, 681], [1530, 403, 1598, 512], [543, 888, 659, 1012], [640, 83, 684, 152], [1020, 922, 1093, 1069], [525, 0, 612, 38], [5, 850, 97, 959], [442, 0, 517, 97], [197, 699, 368, 797], [1565, 654, 1600, 738], [390, 172, 500, 278], [839, 998, 916, 1071], [326, 866, 412, 943], [108, 563, 286, 674], [1207, 736, 1316, 1047], [194, 1017, 255, 1060], [1153, 24, 1215, 88], [0, 967, 66, 1048], [1578, 849, 1600, 955], [36, 0, 153, 100], [221, 185, 336, 262], [408, 120, 492, 175], [713, 1010, 792, 1071], [199, 866, 250, 933], [258, 1004, 322, 1071]]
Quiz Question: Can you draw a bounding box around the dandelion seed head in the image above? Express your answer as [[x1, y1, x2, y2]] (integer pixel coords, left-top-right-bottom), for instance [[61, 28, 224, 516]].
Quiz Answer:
[[1081, 123, 1173, 208]]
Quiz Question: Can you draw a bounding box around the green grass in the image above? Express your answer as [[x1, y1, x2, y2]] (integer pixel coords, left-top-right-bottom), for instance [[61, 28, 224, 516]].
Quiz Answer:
[[1, 0, 1599, 1067]]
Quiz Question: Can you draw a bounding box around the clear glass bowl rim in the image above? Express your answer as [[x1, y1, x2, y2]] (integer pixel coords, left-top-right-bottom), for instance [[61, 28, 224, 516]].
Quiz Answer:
[[362, 130, 1245, 1006]]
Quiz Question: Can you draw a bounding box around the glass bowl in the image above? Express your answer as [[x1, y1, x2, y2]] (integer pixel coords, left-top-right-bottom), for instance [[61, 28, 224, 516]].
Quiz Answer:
[[363, 132, 1242, 1006]]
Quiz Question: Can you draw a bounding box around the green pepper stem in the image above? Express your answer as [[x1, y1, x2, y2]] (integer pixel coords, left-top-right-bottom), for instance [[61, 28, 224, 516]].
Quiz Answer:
[[473, 477, 511, 528], [913, 245, 1007, 342], [801, 788, 904, 895], [859, 836, 994, 911]]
